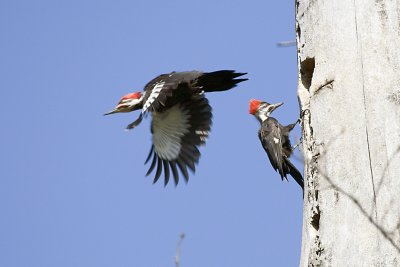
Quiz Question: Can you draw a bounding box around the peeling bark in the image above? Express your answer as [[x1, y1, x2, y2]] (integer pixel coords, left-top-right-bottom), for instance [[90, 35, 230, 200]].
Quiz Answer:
[[296, 0, 400, 266]]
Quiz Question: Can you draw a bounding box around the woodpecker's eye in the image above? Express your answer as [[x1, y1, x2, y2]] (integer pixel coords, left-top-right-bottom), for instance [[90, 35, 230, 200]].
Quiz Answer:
[[118, 99, 130, 105]]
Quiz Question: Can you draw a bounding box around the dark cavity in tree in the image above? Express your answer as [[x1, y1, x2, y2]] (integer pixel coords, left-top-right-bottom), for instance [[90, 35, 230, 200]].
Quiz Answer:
[[300, 57, 315, 90]]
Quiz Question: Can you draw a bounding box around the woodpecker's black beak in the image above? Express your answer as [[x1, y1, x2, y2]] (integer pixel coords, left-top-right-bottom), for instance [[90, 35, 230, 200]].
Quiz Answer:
[[104, 103, 131, 115], [104, 109, 119, 115], [269, 102, 284, 112]]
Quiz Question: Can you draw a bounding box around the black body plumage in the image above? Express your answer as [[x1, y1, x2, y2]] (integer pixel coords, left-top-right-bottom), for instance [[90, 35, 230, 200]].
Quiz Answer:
[[258, 117, 304, 189]]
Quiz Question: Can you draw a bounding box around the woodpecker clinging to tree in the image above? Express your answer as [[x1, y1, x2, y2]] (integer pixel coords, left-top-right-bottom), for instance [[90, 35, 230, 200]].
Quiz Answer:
[[249, 99, 304, 189], [105, 70, 248, 186]]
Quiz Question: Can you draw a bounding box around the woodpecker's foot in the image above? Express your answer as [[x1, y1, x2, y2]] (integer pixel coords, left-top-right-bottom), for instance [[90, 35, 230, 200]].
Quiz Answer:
[[286, 119, 300, 132], [299, 109, 310, 126], [300, 108, 310, 120], [125, 114, 143, 130], [292, 141, 301, 151]]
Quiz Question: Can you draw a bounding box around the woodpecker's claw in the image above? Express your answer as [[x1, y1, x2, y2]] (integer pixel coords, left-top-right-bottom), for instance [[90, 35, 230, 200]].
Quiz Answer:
[[292, 141, 301, 150], [125, 114, 143, 130]]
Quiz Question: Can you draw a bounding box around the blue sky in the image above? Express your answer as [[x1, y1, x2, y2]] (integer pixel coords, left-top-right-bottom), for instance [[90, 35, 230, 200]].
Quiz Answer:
[[0, 1, 303, 266]]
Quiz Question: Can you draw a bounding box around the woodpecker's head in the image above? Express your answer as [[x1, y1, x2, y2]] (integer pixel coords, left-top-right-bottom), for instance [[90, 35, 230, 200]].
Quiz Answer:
[[104, 92, 144, 115], [249, 99, 283, 121]]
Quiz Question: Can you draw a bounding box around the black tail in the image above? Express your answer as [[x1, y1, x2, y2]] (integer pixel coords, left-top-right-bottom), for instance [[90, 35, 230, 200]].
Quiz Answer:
[[285, 159, 304, 190], [197, 70, 248, 92]]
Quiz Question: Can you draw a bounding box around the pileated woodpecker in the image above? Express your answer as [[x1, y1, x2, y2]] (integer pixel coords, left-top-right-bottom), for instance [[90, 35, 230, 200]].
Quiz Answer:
[[105, 70, 247, 186], [249, 99, 304, 189]]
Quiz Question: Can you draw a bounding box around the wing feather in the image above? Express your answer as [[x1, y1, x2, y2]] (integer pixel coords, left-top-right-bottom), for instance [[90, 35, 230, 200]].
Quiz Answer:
[[145, 149, 157, 176], [163, 160, 170, 186], [146, 94, 212, 185], [153, 157, 163, 184], [169, 161, 180, 186], [176, 158, 189, 183], [145, 146, 154, 164]]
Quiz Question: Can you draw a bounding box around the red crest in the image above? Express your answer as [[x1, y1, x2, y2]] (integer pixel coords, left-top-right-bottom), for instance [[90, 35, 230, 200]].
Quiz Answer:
[[249, 99, 262, 114], [121, 92, 142, 101]]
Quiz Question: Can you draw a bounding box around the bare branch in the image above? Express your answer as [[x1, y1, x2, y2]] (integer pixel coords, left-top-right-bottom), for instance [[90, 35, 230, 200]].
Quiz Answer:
[[175, 233, 185, 267], [276, 40, 296, 47], [316, 166, 400, 254]]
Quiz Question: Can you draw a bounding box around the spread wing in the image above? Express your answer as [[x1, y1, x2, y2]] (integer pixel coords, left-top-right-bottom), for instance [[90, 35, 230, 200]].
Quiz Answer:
[[141, 72, 203, 114], [145, 94, 212, 186], [259, 118, 287, 181]]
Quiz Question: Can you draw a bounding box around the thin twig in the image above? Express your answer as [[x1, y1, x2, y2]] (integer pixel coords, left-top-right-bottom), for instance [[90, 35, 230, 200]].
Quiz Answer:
[[375, 145, 400, 195], [175, 233, 185, 267], [317, 167, 400, 253], [310, 134, 400, 253], [277, 40, 296, 47]]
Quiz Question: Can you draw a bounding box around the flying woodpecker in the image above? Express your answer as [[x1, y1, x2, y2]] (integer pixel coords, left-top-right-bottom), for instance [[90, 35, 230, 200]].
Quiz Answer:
[[249, 99, 304, 189], [105, 70, 248, 186]]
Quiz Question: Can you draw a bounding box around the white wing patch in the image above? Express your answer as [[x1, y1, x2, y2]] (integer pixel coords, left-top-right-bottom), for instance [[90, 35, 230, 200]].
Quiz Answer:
[[274, 137, 280, 143], [195, 130, 209, 142], [152, 105, 190, 160], [142, 81, 166, 113]]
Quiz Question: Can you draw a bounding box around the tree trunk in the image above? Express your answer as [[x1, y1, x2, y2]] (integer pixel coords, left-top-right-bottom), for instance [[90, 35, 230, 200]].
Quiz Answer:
[[296, 0, 400, 266]]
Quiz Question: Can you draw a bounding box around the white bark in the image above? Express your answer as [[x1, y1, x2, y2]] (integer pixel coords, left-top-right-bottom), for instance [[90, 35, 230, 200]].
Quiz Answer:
[[296, 0, 400, 266]]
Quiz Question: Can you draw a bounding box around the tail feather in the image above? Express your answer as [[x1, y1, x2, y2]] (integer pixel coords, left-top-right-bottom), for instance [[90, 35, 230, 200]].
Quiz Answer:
[[197, 70, 248, 92], [285, 159, 304, 190]]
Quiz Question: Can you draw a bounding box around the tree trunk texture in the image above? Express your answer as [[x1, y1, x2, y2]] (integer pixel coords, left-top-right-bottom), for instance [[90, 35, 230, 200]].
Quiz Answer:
[[296, 0, 400, 266]]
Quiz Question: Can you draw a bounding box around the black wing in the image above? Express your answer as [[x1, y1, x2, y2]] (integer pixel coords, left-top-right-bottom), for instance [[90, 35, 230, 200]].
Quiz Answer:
[[141, 70, 247, 114], [259, 118, 287, 181], [141, 71, 203, 114], [145, 94, 212, 186]]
